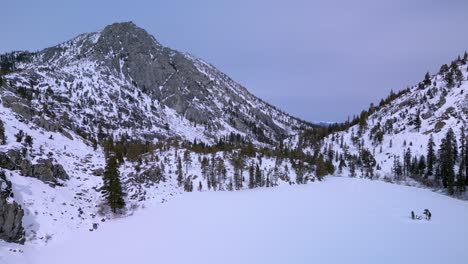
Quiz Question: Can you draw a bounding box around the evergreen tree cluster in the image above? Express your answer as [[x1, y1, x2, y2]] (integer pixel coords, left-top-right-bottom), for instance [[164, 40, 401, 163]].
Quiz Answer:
[[390, 128, 467, 196]]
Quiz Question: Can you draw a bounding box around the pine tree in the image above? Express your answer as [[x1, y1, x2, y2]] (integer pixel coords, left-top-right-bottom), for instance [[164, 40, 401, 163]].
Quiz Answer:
[[457, 127, 466, 193], [464, 127, 468, 187], [255, 163, 262, 187], [248, 162, 255, 189], [393, 156, 403, 181], [361, 149, 376, 178], [25, 135, 33, 147], [295, 161, 304, 184], [176, 156, 184, 187], [0, 119, 5, 145], [418, 155, 426, 177], [426, 134, 436, 177], [183, 150, 192, 174], [102, 156, 125, 213], [423, 72, 431, 86], [414, 109, 421, 132], [349, 159, 356, 177], [15, 130, 24, 143], [404, 148, 412, 177], [439, 128, 457, 194]]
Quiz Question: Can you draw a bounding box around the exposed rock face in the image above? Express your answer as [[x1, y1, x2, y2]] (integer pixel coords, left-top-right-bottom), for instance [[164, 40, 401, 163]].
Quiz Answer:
[[135, 167, 165, 184], [0, 152, 17, 170], [0, 151, 69, 184], [0, 174, 25, 244], [30, 159, 69, 184], [0, 197, 25, 244]]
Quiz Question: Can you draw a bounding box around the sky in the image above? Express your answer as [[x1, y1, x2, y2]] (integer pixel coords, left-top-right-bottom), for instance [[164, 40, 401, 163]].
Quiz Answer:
[[2, 0, 468, 122]]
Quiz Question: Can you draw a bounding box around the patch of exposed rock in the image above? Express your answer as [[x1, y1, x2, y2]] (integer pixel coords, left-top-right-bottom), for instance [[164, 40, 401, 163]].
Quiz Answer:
[[0, 173, 25, 244]]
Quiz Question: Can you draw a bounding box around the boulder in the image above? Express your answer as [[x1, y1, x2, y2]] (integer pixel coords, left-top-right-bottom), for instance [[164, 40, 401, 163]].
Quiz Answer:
[[136, 167, 165, 184], [30, 159, 69, 183], [0, 176, 25, 244], [92, 168, 104, 176], [6, 149, 22, 165], [0, 197, 25, 244], [0, 152, 16, 170], [19, 159, 32, 176]]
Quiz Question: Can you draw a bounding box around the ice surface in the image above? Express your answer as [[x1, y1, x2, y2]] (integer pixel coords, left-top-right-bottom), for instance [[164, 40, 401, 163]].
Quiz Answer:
[[3, 177, 468, 264]]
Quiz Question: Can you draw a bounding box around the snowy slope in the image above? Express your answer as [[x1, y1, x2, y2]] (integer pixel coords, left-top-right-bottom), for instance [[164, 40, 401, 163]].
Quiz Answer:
[[297, 56, 467, 182], [0, 95, 313, 247], [3, 177, 468, 264]]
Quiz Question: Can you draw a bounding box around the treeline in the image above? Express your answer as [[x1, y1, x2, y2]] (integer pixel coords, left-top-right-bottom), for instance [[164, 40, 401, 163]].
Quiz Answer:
[[0, 51, 35, 75], [98, 129, 336, 202]]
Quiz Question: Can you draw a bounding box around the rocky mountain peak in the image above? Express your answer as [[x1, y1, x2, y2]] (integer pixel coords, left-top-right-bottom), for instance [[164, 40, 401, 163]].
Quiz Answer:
[[95, 21, 163, 58], [1, 22, 311, 145]]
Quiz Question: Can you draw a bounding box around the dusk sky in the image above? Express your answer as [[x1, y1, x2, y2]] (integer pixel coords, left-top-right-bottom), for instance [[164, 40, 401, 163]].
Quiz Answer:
[[2, 0, 468, 122]]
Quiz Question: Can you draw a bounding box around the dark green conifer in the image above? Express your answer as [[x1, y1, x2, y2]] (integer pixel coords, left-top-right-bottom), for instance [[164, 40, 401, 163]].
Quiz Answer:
[[102, 156, 125, 213]]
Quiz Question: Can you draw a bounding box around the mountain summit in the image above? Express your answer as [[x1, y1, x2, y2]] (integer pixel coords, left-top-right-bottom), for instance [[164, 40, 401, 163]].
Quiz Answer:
[[1, 22, 311, 145]]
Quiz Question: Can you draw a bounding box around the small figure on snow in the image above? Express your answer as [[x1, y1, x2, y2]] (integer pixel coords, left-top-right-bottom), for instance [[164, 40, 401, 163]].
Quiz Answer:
[[423, 209, 432, 220], [411, 211, 415, 220]]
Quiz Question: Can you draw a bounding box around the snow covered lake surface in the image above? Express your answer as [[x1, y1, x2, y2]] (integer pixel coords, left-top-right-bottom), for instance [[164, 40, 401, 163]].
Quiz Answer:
[[3, 176, 468, 264]]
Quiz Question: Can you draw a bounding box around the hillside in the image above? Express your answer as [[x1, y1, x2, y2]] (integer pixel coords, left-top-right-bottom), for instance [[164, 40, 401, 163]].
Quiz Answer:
[[294, 54, 467, 194]]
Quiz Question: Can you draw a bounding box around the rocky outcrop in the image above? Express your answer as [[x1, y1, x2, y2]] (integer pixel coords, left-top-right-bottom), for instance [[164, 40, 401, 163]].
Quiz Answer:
[[135, 167, 165, 184], [0, 152, 17, 170], [0, 197, 25, 244], [0, 150, 69, 185], [30, 159, 69, 184], [1, 95, 36, 121], [0, 174, 25, 244]]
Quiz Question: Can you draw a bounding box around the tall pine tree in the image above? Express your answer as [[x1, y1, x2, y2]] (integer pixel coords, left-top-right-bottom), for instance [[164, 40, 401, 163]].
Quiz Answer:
[[248, 162, 255, 189], [426, 134, 436, 177], [458, 127, 466, 192], [438, 128, 457, 194], [102, 156, 125, 213], [177, 156, 184, 187], [0, 118, 5, 145]]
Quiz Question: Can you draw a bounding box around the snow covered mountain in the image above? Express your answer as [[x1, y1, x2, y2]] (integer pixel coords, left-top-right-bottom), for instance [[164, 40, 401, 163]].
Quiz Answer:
[[0, 21, 467, 253], [0, 22, 315, 245], [0, 22, 311, 145]]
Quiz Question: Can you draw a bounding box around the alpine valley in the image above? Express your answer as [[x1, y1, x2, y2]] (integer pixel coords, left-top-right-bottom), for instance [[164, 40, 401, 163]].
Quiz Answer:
[[0, 22, 467, 263]]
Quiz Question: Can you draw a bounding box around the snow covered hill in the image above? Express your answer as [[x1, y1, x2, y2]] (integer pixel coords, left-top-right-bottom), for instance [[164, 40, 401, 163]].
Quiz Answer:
[[3, 177, 468, 264], [293, 55, 467, 193]]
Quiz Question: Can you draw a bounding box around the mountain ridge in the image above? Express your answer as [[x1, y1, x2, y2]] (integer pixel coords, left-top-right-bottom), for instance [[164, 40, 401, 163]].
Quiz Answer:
[[0, 21, 313, 146]]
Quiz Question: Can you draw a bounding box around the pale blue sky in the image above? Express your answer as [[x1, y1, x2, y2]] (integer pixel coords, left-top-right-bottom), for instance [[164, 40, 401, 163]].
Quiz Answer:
[[2, 0, 468, 122]]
